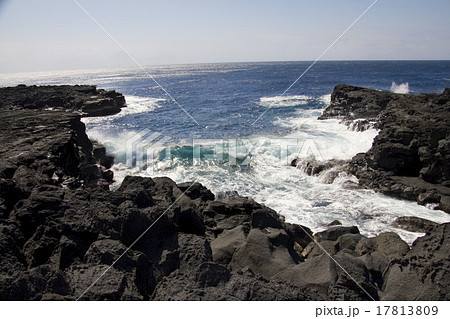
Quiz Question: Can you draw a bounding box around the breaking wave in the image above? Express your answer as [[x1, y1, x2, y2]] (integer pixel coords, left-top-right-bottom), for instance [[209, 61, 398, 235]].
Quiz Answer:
[[258, 95, 312, 108], [258, 94, 331, 108]]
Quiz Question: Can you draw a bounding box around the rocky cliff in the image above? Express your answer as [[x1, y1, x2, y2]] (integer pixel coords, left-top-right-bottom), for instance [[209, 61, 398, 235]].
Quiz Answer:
[[1, 85, 449, 301]]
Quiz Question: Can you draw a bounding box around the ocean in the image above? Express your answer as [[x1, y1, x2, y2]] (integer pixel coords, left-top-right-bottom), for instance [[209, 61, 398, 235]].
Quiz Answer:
[[1, 60, 450, 243]]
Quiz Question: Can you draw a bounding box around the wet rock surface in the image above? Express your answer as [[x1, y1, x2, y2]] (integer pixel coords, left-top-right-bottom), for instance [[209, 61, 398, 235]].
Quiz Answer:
[[1, 85, 449, 300]]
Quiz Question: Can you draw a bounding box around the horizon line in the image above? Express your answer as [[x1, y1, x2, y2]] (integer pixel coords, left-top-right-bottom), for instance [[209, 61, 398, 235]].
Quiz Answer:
[[1, 58, 450, 76]]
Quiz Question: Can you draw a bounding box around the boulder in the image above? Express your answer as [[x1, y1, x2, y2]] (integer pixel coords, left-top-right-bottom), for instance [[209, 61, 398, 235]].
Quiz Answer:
[[315, 226, 360, 242], [337, 233, 366, 251], [251, 207, 283, 229], [275, 250, 379, 300], [211, 225, 246, 265], [66, 264, 142, 300], [177, 233, 213, 272], [177, 182, 215, 201], [358, 251, 391, 289], [355, 232, 410, 256], [440, 196, 450, 213], [178, 206, 205, 235], [230, 228, 300, 279], [302, 240, 338, 259], [326, 220, 342, 227], [382, 223, 450, 300], [391, 216, 439, 233]]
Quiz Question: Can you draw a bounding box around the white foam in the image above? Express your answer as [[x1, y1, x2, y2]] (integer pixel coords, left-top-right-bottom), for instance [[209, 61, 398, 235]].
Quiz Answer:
[[120, 96, 165, 116], [319, 94, 331, 105], [390, 82, 410, 94], [258, 95, 312, 108], [275, 109, 379, 161], [84, 129, 141, 157]]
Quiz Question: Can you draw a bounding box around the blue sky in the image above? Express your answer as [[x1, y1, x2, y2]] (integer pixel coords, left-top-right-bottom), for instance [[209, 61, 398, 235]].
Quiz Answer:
[[0, 0, 449, 73]]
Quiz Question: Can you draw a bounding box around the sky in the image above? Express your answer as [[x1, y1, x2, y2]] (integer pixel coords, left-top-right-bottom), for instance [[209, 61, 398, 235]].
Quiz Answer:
[[0, 0, 449, 73]]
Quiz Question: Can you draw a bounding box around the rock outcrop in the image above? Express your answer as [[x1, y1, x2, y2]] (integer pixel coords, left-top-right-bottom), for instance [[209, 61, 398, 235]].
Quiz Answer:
[[318, 84, 450, 213], [319, 84, 399, 122], [0, 85, 126, 117]]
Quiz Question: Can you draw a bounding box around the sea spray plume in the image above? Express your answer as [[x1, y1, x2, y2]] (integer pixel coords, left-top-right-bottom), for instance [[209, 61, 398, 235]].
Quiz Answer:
[[390, 82, 410, 94]]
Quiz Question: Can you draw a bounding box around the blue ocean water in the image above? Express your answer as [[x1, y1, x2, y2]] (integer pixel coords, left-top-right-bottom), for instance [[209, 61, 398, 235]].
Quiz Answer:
[[1, 61, 450, 242]]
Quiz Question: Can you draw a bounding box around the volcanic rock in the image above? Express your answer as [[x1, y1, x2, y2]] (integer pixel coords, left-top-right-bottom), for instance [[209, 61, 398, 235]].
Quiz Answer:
[[318, 84, 450, 213]]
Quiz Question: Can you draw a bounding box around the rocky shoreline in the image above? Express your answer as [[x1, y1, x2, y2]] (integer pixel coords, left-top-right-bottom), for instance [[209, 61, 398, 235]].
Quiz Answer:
[[1, 85, 449, 300], [296, 84, 450, 214], [346, 85, 450, 213]]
